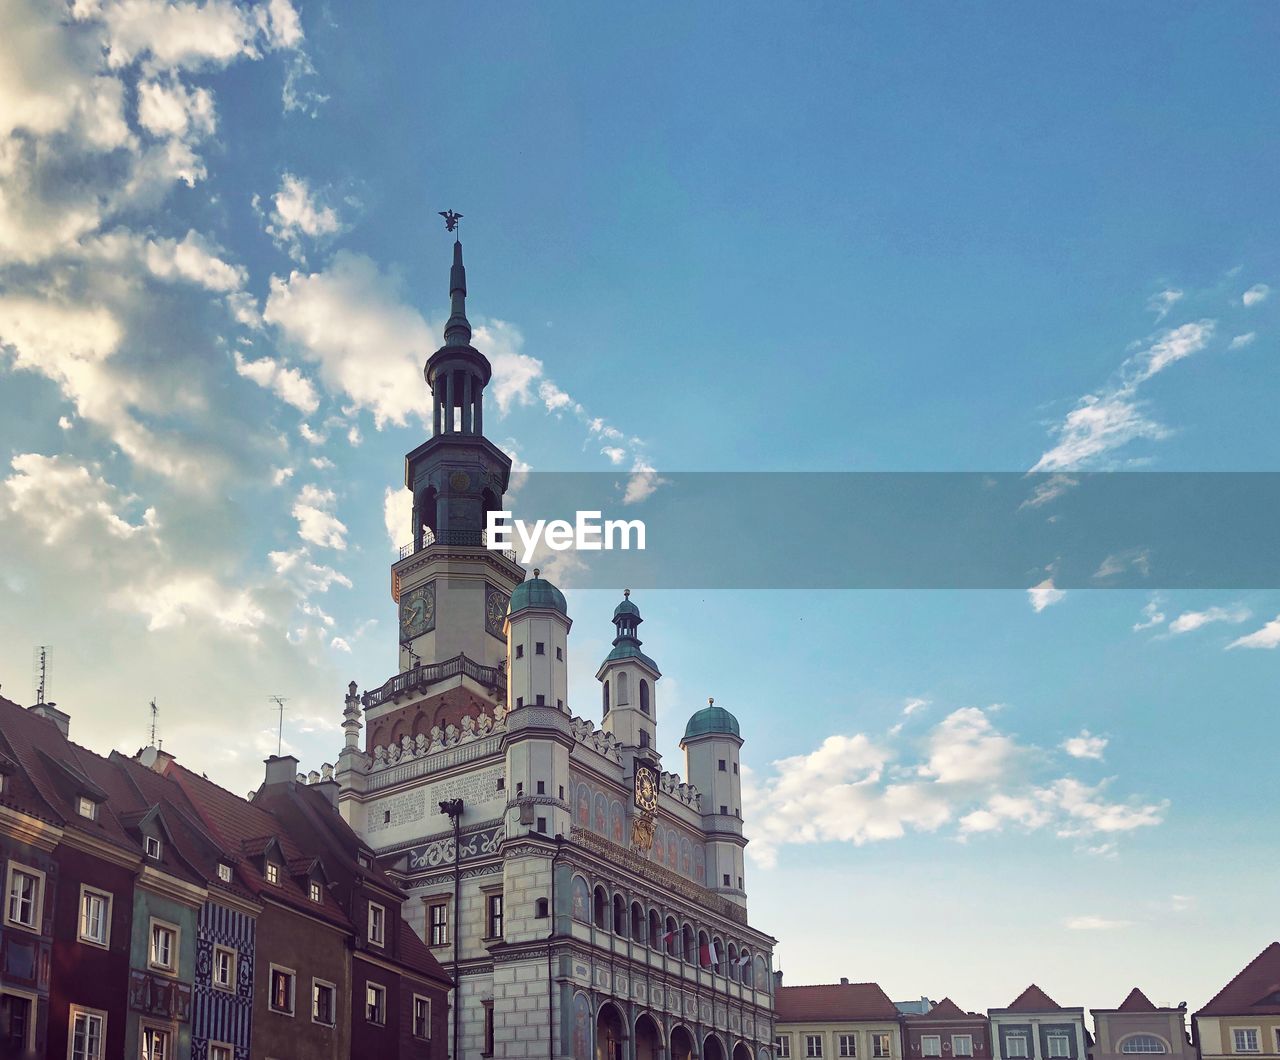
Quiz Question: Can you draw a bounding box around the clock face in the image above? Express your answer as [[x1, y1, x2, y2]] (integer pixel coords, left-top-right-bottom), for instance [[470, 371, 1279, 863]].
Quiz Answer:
[[484, 585, 510, 640], [399, 581, 435, 642], [634, 765, 658, 814]]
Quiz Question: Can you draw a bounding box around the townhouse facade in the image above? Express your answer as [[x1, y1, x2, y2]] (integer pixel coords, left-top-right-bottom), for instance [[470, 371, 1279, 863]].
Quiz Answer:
[[989, 986, 1089, 1060], [1091, 988, 1195, 1060], [775, 980, 905, 1060], [902, 998, 991, 1060], [1194, 944, 1280, 1060]]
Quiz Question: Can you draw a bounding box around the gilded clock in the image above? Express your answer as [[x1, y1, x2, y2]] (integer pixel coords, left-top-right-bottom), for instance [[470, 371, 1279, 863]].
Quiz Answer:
[[484, 584, 509, 640], [634, 764, 659, 814], [399, 581, 435, 642]]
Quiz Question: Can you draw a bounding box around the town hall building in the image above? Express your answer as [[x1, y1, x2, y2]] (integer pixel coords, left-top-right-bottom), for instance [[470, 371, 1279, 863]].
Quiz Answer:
[[327, 236, 778, 1060]]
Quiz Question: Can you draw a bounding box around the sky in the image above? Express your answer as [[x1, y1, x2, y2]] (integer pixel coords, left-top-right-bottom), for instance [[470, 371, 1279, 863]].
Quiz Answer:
[[1, 0, 1279, 1016]]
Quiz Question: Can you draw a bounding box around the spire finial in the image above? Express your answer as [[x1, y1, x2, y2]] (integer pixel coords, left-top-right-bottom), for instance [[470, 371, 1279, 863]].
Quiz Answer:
[[708, 696, 714, 706], [623, 588, 630, 598], [533, 568, 540, 578], [440, 210, 471, 347]]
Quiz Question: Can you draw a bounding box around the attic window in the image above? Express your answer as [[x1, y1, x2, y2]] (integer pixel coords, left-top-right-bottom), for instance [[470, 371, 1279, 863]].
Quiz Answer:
[[310, 881, 322, 903], [77, 796, 96, 820], [145, 835, 161, 860], [266, 863, 280, 885], [358, 853, 371, 868], [218, 863, 232, 883]]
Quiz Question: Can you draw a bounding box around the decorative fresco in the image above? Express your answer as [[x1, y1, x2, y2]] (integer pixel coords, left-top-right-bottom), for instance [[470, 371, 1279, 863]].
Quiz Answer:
[[571, 991, 592, 1060], [570, 776, 707, 885]]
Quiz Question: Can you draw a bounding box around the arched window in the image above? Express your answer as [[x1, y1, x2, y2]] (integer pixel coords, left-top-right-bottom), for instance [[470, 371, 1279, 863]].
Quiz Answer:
[[1121, 1038, 1168, 1054], [697, 930, 710, 969], [631, 901, 645, 942], [535, 897, 549, 919], [649, 909, 662, 950], [640, 679, 650, 715], [665, 915, 679, 957], [741, 949, 754, 987], [602, 680, 610, 716], [612, 892, 627, 936], [712, 935, 725, 975], [593, 885, 608, 930], [617, 672, 630, 705], [727, 943, 738, 981], [682, 923, 695, 963]]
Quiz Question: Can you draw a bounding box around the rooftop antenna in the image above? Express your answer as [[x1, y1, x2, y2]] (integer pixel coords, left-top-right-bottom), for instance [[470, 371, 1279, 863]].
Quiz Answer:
[[33, 646, 49, 705], [149, 698, 159, 748], [268, 695, 289, 756]]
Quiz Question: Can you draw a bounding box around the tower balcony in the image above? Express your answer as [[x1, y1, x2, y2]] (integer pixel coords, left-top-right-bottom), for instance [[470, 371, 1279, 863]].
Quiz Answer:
[[362, 652, 507, 710], [397, 528, 517, 562]]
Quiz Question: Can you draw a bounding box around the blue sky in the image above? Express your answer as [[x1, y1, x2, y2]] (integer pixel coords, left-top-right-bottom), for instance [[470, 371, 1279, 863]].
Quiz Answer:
[[1, 0, 1278, 1013]]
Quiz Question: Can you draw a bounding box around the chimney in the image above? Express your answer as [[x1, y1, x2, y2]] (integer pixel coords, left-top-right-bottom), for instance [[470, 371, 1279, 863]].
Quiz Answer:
[[774, 970, 784, 991], [263, 754, 299, 787], [841, 977, 850, 986], [313, 779, 340, 812], [29, 702, 70, 738], [137, 746, 175, 773]]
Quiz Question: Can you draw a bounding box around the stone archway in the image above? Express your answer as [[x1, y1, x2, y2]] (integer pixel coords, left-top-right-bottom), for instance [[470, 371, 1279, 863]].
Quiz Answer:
[[596, 1002, 626, 1060], [733, 1042, 753, 1060], [704, 1032, 728, 1060], [671, 1024, 697, 1060], [635, 1013, 663, 1060]]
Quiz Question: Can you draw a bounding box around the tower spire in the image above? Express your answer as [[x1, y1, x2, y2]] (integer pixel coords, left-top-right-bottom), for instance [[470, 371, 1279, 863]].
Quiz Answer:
[[444, 238, 472, 347]]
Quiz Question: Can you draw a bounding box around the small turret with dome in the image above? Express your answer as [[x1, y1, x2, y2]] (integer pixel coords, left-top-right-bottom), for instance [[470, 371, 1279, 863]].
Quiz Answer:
[[506, 570, 571, 715], [596, 589, 660, 753], [682, 697, 748, 907]]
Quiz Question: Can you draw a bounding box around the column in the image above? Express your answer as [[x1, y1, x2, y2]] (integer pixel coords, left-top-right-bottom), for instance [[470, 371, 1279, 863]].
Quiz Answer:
[[463, 371, 474, 433], [474, 387, 483, 435], [442, 371, 453, 433], [433, 385, 441, 436]]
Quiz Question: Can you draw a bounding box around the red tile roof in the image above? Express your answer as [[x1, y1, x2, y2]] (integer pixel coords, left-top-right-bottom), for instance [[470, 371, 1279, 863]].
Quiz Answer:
[[777, 983, 901, 1022], [1004, 985, 1065, 1012], [1196, 942, 1280, 1017], [1117, 988, 1159, 1013], [909, 998, 986, 1021]]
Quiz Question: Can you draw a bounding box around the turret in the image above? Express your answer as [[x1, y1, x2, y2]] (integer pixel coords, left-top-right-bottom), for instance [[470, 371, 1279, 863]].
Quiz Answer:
[[681, 698, 747, 906], [596, 590, 661, 754]]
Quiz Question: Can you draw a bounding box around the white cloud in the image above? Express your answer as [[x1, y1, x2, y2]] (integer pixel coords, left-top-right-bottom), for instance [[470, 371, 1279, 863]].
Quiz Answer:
[[234, 350, 319, 414], [1133, 597, 1165, 631], [623, 460, 666, 505], [1063, 730, 1108, 760], [291, 483, 346, 550], [1065, 915, 1131, 931], [144, 230, 244, 291], [383, 486, 413, 552], [601, 447, 626, 465], [1227, 614, 1280, 650], [1028, 577, 1066, 612], [919, 706, 1019, 784], [136, 77, 216, 138], [1228, 332, 1256, 350], [1146, 288, 1182, 322], [902, 697, 928, 716], [1242, 283, 1270, 307], [1167, 605, 1250, 635], [262, 172, 343, 261]]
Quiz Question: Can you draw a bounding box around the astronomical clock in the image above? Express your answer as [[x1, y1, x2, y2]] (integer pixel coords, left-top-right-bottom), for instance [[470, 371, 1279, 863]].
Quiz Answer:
[[399, 580, 436, 642], [630, 762, 659, 853], [484, 583, 510, 640]]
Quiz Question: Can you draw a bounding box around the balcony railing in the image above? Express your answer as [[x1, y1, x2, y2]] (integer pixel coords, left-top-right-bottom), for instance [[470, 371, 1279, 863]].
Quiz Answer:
[[362, 653, 506, 709], [398, 528, 517, 562]]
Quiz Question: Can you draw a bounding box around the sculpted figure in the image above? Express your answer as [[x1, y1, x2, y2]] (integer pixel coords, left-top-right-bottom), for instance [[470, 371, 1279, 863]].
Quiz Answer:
[[428, 725, 444, 752], [460, 715, 477, 742], [444, 723, 459, 746]]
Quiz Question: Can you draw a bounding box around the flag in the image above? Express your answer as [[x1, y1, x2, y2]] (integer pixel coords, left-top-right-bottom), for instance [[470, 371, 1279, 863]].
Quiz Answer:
[[661, 929, 677, 947], [737, 953, 752, 970], [699, 941, 712, 968], [711, 940, 722, 970]]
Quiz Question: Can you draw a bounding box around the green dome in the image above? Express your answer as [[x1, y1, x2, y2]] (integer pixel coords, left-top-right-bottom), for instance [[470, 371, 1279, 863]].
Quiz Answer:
[[613, 597, 640, 619], [509, 571, 568, 616], [682, 701, 741, 742]]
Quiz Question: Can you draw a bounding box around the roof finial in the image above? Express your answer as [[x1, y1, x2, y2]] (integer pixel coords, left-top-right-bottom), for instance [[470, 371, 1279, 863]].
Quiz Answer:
[[708, 696, 714, 706], [533, 568, 540, 578], [623, 588, 630, 598], [440, 210, 471, 347]]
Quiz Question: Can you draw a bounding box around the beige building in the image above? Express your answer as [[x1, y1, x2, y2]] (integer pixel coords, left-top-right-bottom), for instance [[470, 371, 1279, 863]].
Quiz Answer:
[[775, 980, 903, 1060], [1091, 988, 1195, 1060], [1194, 943, 1280, 1060]]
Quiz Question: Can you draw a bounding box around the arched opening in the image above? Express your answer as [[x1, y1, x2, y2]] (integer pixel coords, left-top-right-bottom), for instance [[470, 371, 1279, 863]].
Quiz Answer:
[[593, 885, 608, 930], [617, 671, 630, 705], [733, 1043, 753, 1060], [612, 892, 627, 936], [649, 908, 661, 949], [639, 679, 650, 714], [596, 1002, 625, 1060], [671, 1025, 697, 1060], [1121, 1037, 1169, 1055], [630, 901, 645, 942], [572, 876, 591, 923], [602, 680, 610, 716], [682, 924, 695, 964], [704, 1032, 728, 1060], [727, 943, 738, 981], [635, 1014, 663, 1060], [697, 930, 710, 969], [712, 935, 726, 976], [414, 486, 438, 547], [665, 915, 678, 956], [740, 949, 754, 987]]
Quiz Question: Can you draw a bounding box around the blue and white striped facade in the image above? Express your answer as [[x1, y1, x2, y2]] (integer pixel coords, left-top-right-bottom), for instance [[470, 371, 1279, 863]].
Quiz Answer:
[[191, 899, 255, 1060]]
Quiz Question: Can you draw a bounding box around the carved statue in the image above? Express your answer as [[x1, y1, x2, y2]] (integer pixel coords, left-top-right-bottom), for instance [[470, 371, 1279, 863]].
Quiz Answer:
[[477, 712, 493, 736], [444, 723, 458, 746], [460, 715, 477, 742], [428, 725, 444, 752]]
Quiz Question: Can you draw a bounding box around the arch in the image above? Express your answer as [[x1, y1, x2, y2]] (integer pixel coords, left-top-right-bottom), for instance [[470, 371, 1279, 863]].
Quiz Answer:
[[639, 678, 650, 714], [740, 949, 754, 987], [593, 793, 609, 835], [753, 954, 768, 992], [697, 929, 710, 969], [682, 923, 695, 964], [575, 783, 591, 826], [703, 1032, 728, 1060], [693, 845, 706, 884], [665, 915, 679, 957], [617, 671, 630, 705], [570, 990, 593, 1060], [680, 837, 692, 877], [635, 1013, 663, 1060], [612, 892, 627, 936], [480, 487, 500, 528], [593, 885, 608, 930], [727, 942, 738, 981], [413, 486, 438, 547], [665, 829, 679, 870], [571, 876, 591, 923], [671, 1025, 697, 1060], [733, 1043, 754, 1060], [648, 908, 662, 949], [389, 720, 407, 747], [411, 711, 430, 739], [602, 680, 610, 716], [712, 934, 726, 975], [630, 900, 646, 942], [1120, 1037, 1170, 1055], [596, 1001, 626, 1060]]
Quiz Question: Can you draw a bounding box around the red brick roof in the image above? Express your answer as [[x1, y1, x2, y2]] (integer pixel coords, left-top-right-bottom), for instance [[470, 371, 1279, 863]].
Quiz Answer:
[[777, 983, 900, 1022], [1196, 942, 1280, 1017], [909, 998, 985, 1021], [1117, 988, 1159, 1013], [1004, 985, 1064, 1012]]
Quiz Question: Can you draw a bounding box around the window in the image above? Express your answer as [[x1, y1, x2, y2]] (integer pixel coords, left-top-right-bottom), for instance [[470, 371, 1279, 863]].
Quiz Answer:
[[923, 1037, 942, 1058], [312, 980, 336, 1025], [148, 920, 177, 973], [141, 1025, 171, 1060], [413, 995, 431, 1039], [269, 966, 296, 1014], [1121, 1038, 1166, 1055], [640, 680, 650, 714], [537, 816, 547, 833], [841, 1034, 859, 1057], [383, 810, 391, 823], [429, 901, 449, 946], [1233, 1030, 1260, 1054], [807, 1035, 825, 1058], [718, 759, 727, 771], [516, 697, 524, 708], [515, 644, 524, 658], [145, 835, 161, 860], [368, 902, 385, 946], [535, 897, 549, 918], [536, 642, 545, 655], [556, 646, 563, 660], [1006, 1037, 1029, 1059], [483, 999, 495, 1056], [5, 863, 43, 930], [78, 886, 111, 946], [639, 730, 649, 748], [1, 991, 34, 1053], [954, 1037, 974, 1057], [723, 874, 731, 886], [487, 893, 504, 938], [212, 946, 236, 991], [217, 863, 232, 883], [69, 1006, 106, 1060], [720, 804, 729, 815], [776, 1037, 791, 1058], [210, 1045, 232, 1060], [265, 863, 280, 885], [537, 780, 545, 794], [536, 694, 546, 705], [366, 982, 386, 1025], [874, 1033, 892, 1058], [77, 796, 97, 819], [309, 881, 322, 903], [1047, 1034, 1071, 1058]]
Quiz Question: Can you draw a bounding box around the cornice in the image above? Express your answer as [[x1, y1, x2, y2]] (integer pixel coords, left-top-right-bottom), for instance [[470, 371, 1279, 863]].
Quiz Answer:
[[138, 864, 208, 909], [0, 804, 62, 852], [60, 826, 140, 868]]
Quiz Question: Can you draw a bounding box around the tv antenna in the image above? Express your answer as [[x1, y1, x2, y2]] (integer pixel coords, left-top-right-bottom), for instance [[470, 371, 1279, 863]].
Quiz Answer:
[[33, 646, 50, 705], [149, 698, 159, 748], [268, 696, 289, 755]]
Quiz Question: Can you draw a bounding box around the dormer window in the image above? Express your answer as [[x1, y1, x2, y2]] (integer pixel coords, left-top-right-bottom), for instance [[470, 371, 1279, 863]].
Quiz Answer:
[[310, 881, 322, 903], [144, 835, 161, 860], [266, 863, 280, 885], [217, 863, 232, 883], [358, 853, 371, 868], [77, 796, 96, 820], [368, 902, 386, 946]]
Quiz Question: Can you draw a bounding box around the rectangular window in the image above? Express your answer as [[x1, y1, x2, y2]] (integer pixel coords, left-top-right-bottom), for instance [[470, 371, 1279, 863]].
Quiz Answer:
[[718, 759, 727, 771], [148, 921, 177, 973], [954, 1037, 974, 1057], [141, 1025, 171, 1060], [536, 694, 546, 705], [1233, 1030, 1260, 1054], [556, 647, 563, 660], [515, 645, 524, 658], [429, 902, 449, 946], [144, 835, 161, 860], [212, 946, 236, 991], [1, 992, 34, 1054], [79, 886, 111, 946], [312, 980, 336, 1025], [483, 999, 495, 1056], [923, 1037, 942, 1058], [807, 1035, 825, 1058], [535, 642, 545, 655], [1006, 1037, 1029, 1059], [265, 863, 279, 885], [69, 1006, 106, 1060], [536, 780, 545, 794], [310, 881, 322, 903], [368, 902, 385, 946], [537, 816, 547, 833], [1047, 1035, 1071, 1058], [270, 966, 296, 1015], [874, 1033, 892, 1058], [413, 995, 431, 1039], [5, 863, 43, 931], [487, 893, 504, 938], [77, 796, 96, 819], [366, 982, 386, 1025], [209, 1046, 232, 1060], [776, 1037, 791, 1059], [217, 863, 232, 883], [841, 1034, 859, 1057]]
